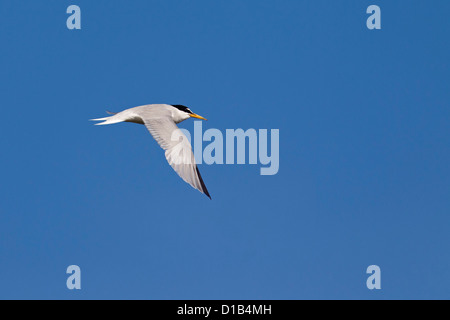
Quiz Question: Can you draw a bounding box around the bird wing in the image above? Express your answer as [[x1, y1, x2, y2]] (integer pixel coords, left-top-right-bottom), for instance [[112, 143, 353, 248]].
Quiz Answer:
[[143, 117, 211, 199]]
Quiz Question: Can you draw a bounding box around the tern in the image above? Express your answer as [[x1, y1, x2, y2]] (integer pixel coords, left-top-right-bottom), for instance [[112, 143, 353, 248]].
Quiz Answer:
[[91, 104, 211, 199]]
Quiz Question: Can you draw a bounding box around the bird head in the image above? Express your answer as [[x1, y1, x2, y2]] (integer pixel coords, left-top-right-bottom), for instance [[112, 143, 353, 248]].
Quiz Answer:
[[170, 105, 207, 123]]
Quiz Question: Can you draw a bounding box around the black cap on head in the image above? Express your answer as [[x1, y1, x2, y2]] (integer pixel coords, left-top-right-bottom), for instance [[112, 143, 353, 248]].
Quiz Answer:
[[171, 105, 193, 114]]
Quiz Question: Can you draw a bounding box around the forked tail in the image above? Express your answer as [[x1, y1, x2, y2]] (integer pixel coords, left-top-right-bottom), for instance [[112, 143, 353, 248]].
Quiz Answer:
[[90, 111, 124, 125]]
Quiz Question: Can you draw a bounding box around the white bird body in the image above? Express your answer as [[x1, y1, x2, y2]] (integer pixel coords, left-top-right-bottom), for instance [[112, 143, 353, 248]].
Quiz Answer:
[[91, 104, 211, 199]]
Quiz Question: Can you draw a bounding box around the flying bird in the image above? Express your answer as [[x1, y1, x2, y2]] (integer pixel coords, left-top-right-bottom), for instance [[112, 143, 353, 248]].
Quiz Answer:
[[91, 104, 211, 199]]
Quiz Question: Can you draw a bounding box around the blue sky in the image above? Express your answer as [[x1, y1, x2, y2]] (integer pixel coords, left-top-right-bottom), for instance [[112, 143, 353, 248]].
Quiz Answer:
[[0, 0, 449, 299]]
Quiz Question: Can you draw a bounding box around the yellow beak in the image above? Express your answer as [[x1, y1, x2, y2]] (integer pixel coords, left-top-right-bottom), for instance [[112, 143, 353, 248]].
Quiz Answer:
[[190, 113, 207, 121]]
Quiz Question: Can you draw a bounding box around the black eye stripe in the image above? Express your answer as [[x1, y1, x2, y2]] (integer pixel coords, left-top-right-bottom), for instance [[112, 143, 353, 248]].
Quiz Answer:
[[171, 105, 193, 114]]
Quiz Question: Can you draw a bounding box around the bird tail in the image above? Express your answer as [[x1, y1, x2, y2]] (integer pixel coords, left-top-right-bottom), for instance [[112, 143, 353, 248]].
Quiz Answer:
[[90, 111, 124, 125]]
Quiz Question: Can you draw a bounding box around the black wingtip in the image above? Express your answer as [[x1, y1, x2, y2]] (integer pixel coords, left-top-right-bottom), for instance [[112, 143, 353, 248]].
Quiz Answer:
[[195, 166, 211, 200]]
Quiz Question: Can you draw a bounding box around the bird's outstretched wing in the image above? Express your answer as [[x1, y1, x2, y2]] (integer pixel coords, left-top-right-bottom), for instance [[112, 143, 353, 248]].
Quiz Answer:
[[143, 117, 211, 199]]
